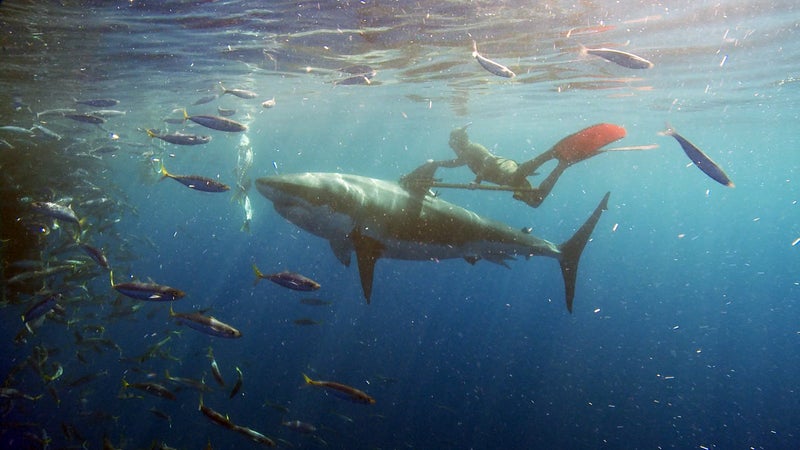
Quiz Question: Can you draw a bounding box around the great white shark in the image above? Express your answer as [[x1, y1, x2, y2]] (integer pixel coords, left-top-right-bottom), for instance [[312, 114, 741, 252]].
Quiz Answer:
[[255, 172, 609, 312]]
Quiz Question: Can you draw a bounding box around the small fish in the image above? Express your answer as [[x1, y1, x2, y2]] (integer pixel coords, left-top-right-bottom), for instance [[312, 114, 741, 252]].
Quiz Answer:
[[231, 424, 276, 446], [80, 243, 110, 269], [110, 271, 185, 301], [229, 367, 243, 398], [121, 378, 176, 400], [91, 145, 121, 155], [281, 420, 317, 434], [199, 399, 235, 429], [472, 40, 515, 78], [159, 164, 230, 193], [339, 64, 376, 76], [88, 109, 127, 117], [31, 201, 80, 225], [147, 129, 212, 146], [148, 407, 172, 424], [193, 94, 219, 105], [293, 318, 321, 326], [660, 124, 734, 187], [74, 98, 119, 107], [36, 108, 77, 118], [216, 106, 236, 117], [263, 399, 290, 414], [0, 125, 35, 135], [64, 113, 106, 124], [67, 370, 108, 387], [579, 44, 654, 69], [170, 306, 242, 338], [220, 83, 258, 99], [299, 298, 332, 306], [0, 388, 42, 401], [208, 348, 225, 387], [29, 124, 62, 140], [43, 363, 64, 383], [302, 373, 375, 404], [252, 263, 320, 291], [21, 294, 60, 329], [11, 94, 28, 112], [333, 75, 372, 86], [7, 264, 76, 284], [164, 370, 211, 392], [182, 109, 247, 132], [261, 98, 276, 108]]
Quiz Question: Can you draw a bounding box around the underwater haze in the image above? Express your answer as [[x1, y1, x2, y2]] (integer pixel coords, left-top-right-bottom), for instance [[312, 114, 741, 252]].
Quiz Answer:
[[1, 0, 799, 448]]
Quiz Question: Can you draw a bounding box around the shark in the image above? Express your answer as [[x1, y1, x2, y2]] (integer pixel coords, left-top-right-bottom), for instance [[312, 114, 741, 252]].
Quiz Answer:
[[255, 172, 609, 312]]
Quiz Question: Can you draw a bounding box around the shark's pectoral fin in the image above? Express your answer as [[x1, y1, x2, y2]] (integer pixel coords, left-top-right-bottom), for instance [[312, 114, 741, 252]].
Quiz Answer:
[[464, 256, 480, 265], [329, 239, 352, 267], [350, 229, 384, 303]]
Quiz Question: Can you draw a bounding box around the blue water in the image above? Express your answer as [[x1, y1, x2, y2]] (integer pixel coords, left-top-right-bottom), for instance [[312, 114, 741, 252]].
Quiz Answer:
[[1, 1, 799, 448]]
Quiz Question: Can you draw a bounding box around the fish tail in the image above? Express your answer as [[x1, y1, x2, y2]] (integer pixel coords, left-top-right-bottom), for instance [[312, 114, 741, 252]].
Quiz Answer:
[[168, 303, 176, 317], [252, 263, 264, 285], [578, 43, 588, 57], [219, 82, 228, 94], [159, 162, 170, 180], [471, 40, 478, 57], [302, 373, 314, 385], [121, 378, 130, 389], [76, 217, 88, 242], [557, 192, 610, 313], [659, 122, 676, 137], [109, 269, 115, 288], [182, 108, 189, 121], [146, 129, 157, 138]]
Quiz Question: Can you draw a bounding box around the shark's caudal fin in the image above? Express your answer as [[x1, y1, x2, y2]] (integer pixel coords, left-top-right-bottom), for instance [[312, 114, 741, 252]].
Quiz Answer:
[[558, 192, 610, 313]]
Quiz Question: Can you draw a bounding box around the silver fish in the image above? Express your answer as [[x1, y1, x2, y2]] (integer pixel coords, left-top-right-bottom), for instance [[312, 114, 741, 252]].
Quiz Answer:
[[0, 125, 34, 135], [30, 201, 80, 224], [30, 124, 62, 140], [220, 83, 257, 99], [88, 109, 127, 117], [36, 108, 77, 118], [170, 306, 241, 338], [580, 45, 654, 69], [182, 109, 246, 132], [74, 98, 119, 107], [472, 40, 516, 78]]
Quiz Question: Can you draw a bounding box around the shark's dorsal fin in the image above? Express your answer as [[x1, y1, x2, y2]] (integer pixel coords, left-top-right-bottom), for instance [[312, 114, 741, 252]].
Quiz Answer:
[[350, 228, 384, 303], [329, 239, 352, 267]]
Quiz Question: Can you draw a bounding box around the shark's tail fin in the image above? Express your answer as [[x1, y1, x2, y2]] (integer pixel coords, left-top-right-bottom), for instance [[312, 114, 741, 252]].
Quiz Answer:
[[557, 192, 610, 313]]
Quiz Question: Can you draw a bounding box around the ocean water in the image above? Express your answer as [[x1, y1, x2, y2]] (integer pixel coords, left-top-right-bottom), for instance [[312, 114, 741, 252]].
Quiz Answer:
[[1, 1, 799, 448]]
